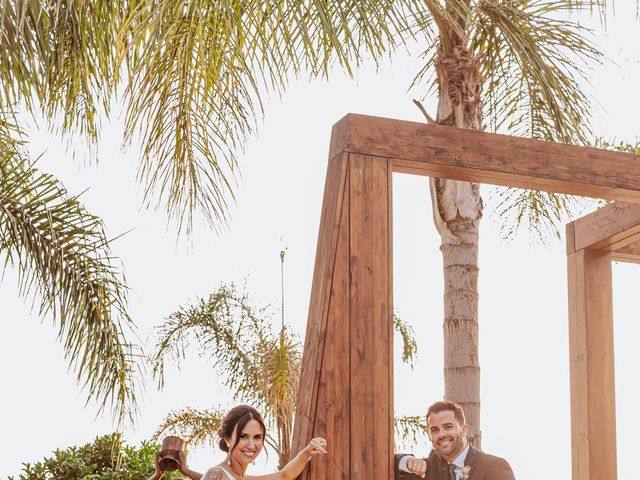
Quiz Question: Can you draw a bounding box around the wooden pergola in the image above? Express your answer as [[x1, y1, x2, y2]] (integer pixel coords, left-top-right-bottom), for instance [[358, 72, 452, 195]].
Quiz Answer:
[[290, 114, 640, 480]]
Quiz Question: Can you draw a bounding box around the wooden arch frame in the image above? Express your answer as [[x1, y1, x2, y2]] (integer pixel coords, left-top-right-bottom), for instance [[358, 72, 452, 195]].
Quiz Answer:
[[290, 114, 640, 480], [566, 202, 640, 480]]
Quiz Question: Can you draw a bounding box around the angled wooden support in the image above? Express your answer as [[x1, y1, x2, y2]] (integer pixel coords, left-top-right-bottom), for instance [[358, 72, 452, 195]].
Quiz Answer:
[[292, 152, 393, 479]]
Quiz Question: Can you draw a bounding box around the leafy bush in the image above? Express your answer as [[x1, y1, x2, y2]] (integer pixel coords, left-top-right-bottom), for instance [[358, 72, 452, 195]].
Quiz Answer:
[[9, 433, 183, 480]]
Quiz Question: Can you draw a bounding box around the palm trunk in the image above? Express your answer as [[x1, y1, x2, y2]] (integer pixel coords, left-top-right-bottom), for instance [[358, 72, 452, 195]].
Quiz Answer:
[[431, 36, 484, 448]]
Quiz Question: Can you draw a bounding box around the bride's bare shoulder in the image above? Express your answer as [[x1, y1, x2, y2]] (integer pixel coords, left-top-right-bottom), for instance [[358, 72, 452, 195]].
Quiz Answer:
[[201, 466, 227, 480]]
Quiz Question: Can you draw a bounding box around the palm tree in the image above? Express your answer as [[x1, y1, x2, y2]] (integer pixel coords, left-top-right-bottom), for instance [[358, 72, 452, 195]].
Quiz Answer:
[[409, 0, 605, 447], [0, 114, 139, 422], [151, 282, 300, 470], [150, 280, 422, 469], [1, 0, 616, 444]]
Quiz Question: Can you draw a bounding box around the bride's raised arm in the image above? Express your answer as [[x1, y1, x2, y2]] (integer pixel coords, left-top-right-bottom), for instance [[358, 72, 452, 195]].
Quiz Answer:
[[246, 438, 327, 480]]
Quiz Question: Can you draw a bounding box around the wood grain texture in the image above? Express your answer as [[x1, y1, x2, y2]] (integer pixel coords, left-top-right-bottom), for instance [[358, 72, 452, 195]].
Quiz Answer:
[[292, 153, 393, 480], [350, 154, 393, 479], [330, 114, 640, 202], [569, 202, 640, 251], [567, 249, 617, 480], [566, 222, 577, 255], [386, 156, 395, 475], [291, 153, 348, 459], [349, 153, 374, 480], [611, 241, 640, 263], [305, 161, 352, 480]]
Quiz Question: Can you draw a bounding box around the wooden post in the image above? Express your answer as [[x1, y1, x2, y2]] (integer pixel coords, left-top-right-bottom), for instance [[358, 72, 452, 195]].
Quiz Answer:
[[292, 152, 393, 479], [567, 247, 617, 480]]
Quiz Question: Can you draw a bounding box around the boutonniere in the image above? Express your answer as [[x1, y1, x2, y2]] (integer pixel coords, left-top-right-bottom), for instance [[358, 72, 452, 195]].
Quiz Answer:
[[456, 465, 471, 480]]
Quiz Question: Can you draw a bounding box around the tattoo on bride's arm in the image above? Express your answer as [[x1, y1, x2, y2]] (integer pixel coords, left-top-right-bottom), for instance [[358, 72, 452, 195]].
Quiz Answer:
[[201, 468, 225, 480]]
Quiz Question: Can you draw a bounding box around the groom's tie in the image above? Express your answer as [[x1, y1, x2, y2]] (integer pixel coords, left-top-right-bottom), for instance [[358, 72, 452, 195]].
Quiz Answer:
[[448, 463, 457, 480]]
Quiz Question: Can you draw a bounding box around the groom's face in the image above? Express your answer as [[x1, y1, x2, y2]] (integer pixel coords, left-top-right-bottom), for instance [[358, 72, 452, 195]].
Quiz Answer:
[[427, 410, 468, 461]]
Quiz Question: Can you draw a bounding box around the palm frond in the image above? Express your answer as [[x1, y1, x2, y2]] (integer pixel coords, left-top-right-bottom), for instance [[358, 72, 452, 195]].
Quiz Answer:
[[118, 0, 434, 233], [152, 284, 301, 466], [393, 312, 418, 369], [0, 113, 140, 422], [472, 0, 602, 143], [151, 283, 271, 405], [0, 1, 124, 143], [0, 3, 40, 112], [394, 415, 429, 451], [487, 187, 588, 244], [594, 137, 640, 155], [152, 406, 225, 449], [463, 1, 602, 241]]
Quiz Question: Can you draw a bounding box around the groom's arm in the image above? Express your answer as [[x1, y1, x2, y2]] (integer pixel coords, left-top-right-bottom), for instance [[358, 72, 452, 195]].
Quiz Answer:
[[394, 453, 426, 480]]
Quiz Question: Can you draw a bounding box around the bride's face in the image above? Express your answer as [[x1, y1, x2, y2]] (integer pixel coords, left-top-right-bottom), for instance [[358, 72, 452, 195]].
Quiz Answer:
[[229, 419, 265, 466]]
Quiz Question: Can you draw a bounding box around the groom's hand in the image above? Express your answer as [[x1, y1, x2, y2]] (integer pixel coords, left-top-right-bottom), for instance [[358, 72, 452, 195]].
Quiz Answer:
[[406, 456, 426, 478]]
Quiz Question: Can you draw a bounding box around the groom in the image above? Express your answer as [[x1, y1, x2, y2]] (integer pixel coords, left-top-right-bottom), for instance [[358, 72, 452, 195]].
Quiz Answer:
[[395, 401, 515, 480]]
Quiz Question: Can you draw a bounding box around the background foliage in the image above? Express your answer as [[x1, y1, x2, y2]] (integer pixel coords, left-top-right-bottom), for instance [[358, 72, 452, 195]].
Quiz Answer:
[[8, 433, 181, 480]]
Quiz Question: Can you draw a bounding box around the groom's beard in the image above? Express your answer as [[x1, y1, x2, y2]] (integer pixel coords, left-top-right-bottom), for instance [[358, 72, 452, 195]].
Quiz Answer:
[[433, 434, 466, 461]]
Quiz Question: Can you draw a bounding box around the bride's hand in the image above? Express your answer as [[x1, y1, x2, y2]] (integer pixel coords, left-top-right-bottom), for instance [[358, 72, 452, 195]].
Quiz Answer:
[[305, 437, 328, 457], [152, 453, 165, 479], [177, 450, 188, 474]]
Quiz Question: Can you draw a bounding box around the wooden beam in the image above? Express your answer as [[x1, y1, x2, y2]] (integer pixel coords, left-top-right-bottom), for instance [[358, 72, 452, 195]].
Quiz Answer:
[[329, 114, 640, 202], [612, 241, 640, 264], [567, 202, 640, 252], [567, 249, 617, 480], [292, 153, 393, 480]]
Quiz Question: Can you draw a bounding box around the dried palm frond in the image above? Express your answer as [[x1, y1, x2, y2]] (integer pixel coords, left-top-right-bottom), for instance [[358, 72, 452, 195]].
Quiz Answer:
[[152, 406, 226, 449]]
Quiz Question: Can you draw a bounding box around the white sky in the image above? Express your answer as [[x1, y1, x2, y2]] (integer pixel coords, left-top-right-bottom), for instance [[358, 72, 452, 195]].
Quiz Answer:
[[1, 4, 640, 479]]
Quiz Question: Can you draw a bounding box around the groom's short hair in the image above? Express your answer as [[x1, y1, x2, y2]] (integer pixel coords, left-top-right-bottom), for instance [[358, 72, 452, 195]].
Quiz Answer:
[[426, 401, 466, 426]]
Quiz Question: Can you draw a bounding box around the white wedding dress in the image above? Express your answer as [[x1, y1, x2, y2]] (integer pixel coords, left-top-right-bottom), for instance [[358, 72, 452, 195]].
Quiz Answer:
[[219, 466, 236, 480]]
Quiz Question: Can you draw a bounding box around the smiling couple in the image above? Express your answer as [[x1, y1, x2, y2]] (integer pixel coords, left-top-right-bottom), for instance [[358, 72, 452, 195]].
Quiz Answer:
[[394, 401, 516, 480]]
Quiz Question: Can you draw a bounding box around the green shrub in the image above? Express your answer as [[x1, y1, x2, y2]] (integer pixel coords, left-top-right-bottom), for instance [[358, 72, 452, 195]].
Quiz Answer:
[[9, 433, 183, 480]]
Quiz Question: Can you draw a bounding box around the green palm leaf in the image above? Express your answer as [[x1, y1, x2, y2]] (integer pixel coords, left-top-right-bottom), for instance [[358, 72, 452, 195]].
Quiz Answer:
[[470, 1, 602, 240], [119, 0, 434, 232], [0, 1, 124, 142], [0, 115, 140, 422]]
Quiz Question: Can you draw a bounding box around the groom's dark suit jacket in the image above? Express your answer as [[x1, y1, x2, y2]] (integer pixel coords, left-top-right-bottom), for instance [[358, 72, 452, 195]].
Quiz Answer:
[[394, 445, 515, 480]]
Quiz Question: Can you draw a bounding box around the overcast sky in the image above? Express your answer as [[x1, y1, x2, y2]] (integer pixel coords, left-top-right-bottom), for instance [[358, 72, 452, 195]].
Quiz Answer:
[[2, 4, 640, 480]]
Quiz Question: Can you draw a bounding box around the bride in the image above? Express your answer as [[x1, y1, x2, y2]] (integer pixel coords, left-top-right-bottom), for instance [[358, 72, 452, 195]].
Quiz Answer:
[[150, 404, 327, 480]]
